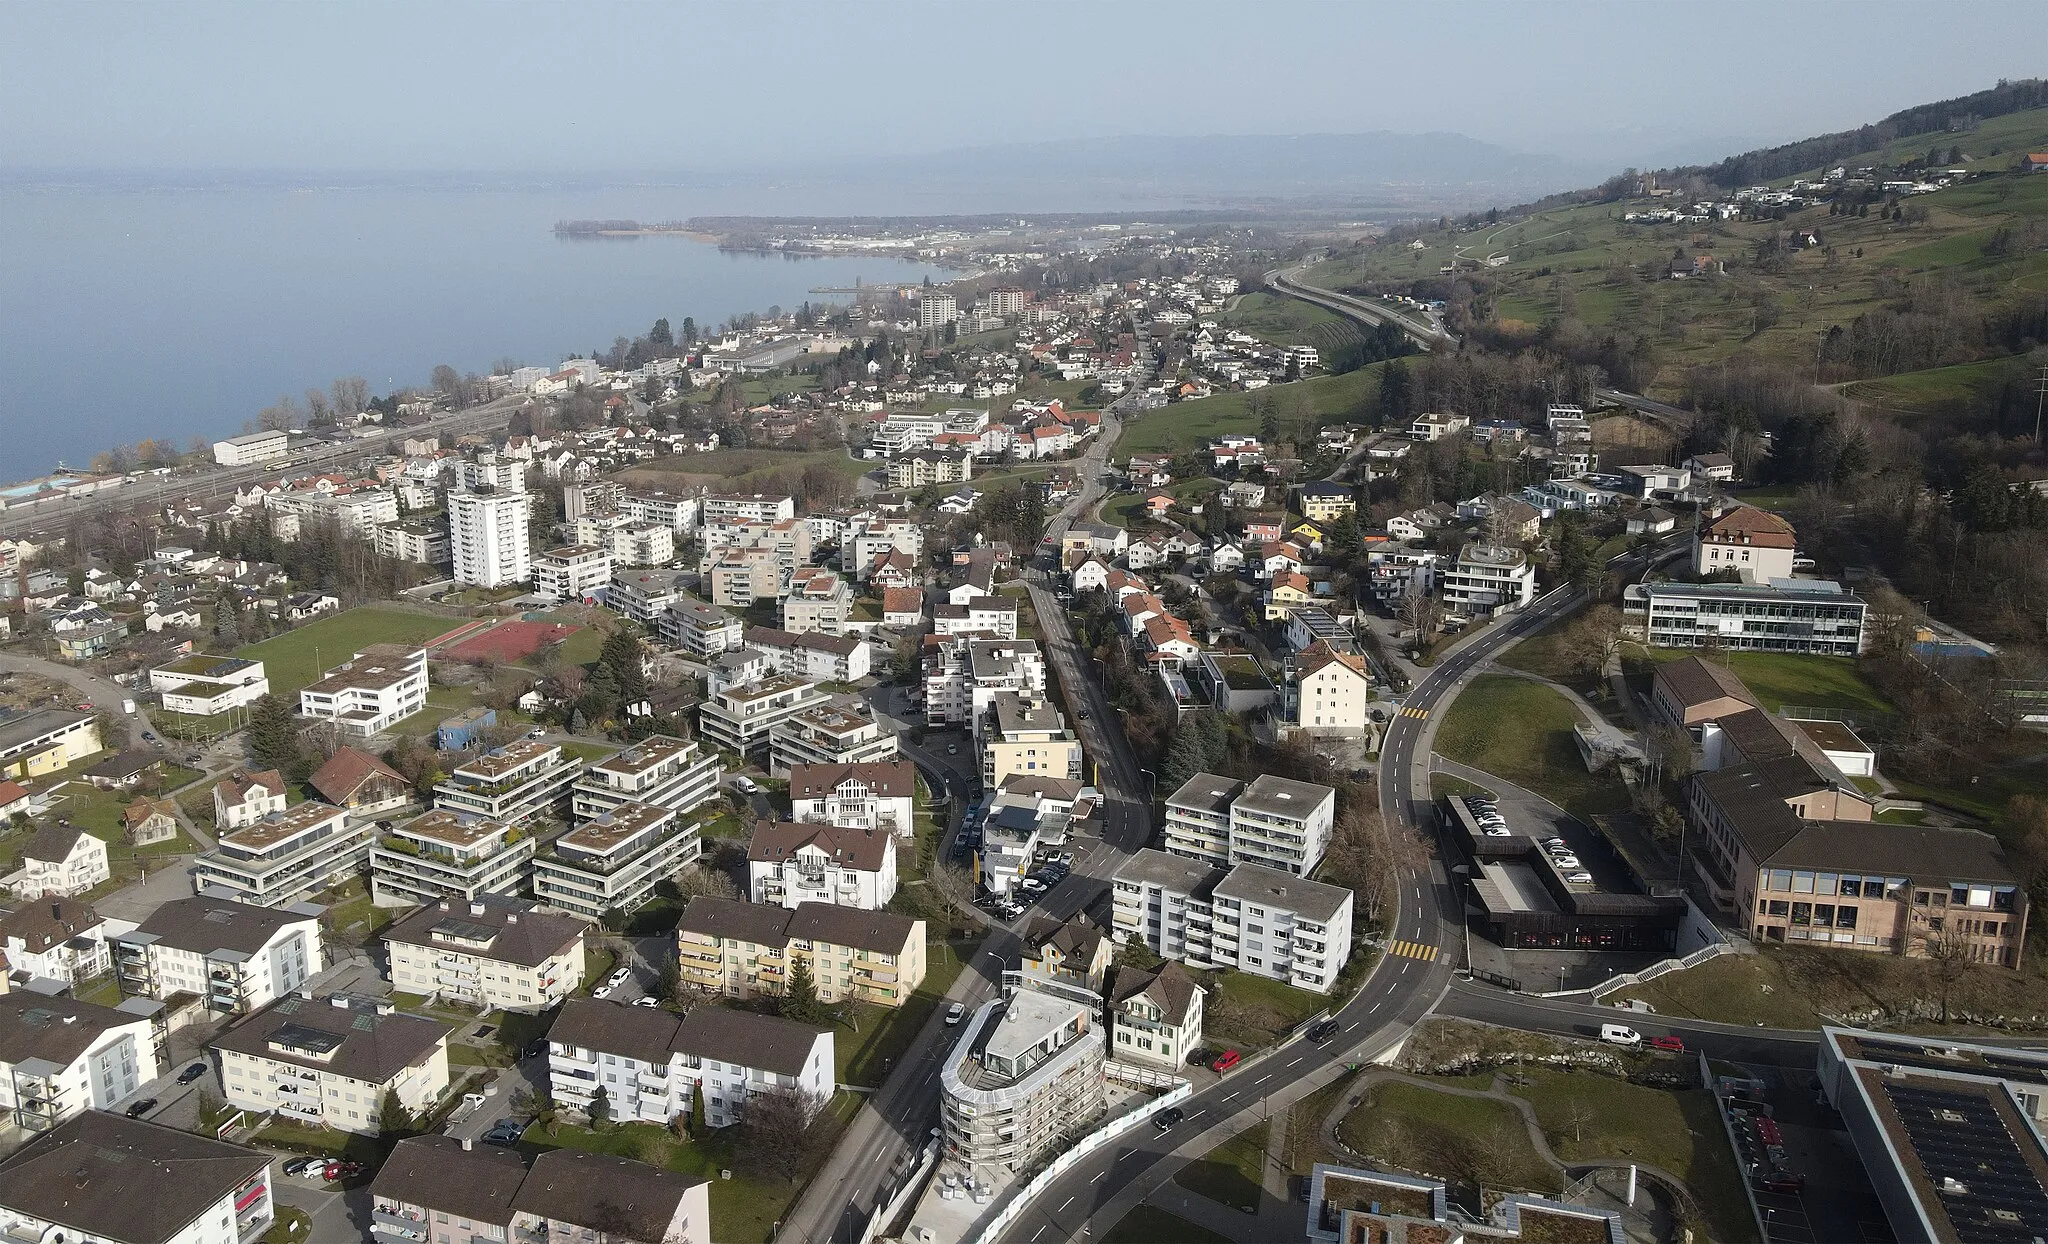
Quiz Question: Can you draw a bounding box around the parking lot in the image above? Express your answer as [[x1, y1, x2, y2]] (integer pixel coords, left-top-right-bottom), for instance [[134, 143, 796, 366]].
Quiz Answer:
[[1721, 1062, 1895, 1243]]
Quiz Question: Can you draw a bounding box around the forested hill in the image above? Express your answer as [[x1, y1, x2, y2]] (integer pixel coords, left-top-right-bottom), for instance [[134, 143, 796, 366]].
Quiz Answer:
[[1657, 78, 2048, 187]]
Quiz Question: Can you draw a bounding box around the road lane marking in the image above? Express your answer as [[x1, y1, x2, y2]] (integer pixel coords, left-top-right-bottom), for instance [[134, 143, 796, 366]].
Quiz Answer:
[[1255, 1074, 1272, 1085], [1388, 939, 1439, 962], [1286, 1056, 1302, 1068], [1091, 1170, 1106, 1183], [1060, 1197, 1074, 1212]]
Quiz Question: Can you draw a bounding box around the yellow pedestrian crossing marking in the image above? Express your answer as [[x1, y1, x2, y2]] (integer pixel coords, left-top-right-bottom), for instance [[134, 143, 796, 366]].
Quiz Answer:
[[1399, 706, 1431, 719], [1388, 940, 1439, 962]]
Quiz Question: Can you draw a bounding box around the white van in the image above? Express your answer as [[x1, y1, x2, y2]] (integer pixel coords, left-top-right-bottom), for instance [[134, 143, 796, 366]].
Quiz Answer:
[[1600, 1024, 1642, 1049]]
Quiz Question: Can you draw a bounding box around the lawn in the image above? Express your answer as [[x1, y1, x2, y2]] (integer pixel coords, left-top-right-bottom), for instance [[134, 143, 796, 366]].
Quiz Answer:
[[522, 1118, 798, 1244], [1115, 364, 1385, 458], [1433, 675, 1630, 822], [1281, 1069, 1362, 1178], [1507, 1068, 1756, 1243], [1840, 355, 2026, 414], [1647, 651, 1894, 719], [1103, 1205, 1232, 1244], [1494, 625, 1628, 722], [236, 607, 459, 697], [1174, 1121, 1268, 1210], [1216, 291, 1366, 353], [617, 448, 868, 490], [1336, 1079, 1558, 1196], [1205, 971, 1328, 1050]]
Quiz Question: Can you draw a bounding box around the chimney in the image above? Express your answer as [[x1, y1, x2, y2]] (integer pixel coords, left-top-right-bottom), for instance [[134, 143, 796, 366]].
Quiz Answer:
[[461, 1136, 472, 1152], [439, 901, 450, 911], [505, 914, 517, 924], [469, 903, 486, 917]]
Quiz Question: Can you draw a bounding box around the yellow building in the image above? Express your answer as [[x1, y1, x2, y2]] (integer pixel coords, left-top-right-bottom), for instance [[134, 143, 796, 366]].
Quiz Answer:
[[675, 897, 927, 1008], [0, 710, 100, 780], [1298, 482, 1356, 524], [1264, 572, 1314, 621]]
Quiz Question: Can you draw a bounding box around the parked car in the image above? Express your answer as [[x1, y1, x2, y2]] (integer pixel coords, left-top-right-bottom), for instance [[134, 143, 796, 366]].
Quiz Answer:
[[283, 1157, 327, 1177], [730, 775, 760, 795], [1758, 1171, 1807, 1194], [607, 966, 631, 986], [1152, 1106, 1185, 1131], [633, 996, 660, 1008], [323, 1162, 366, 1182], [482, 1120, 525, 1147], [124, 1098, 156, 1118], [1542, 837, 1566, 848], [1599, 1024, 1642, 1049], [177, 1063, 208, 1084], [592, 984, 613, 999], [1649, 1035, 1686, 1053], [1211, 1049, 1242, 1073], [947, 743, 959, 755], [946, 1002, 966, 1026], [1564, 872, 1594, 884], [1551, 855, 1582, 870]]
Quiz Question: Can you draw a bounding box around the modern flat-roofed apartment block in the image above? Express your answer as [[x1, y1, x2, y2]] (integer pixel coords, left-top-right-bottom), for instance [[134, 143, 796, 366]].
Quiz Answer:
[[432, 740, 583, 824], [532, 802, 698, 921], [569, 734, 721, 821], [149, 655, 269, 716], [193, 802, 372, 908], [939, 993, 1106, 1182], [1112, 847, 1355, 993], [370, 808, 534, 906], [297, 645, 429, 740]]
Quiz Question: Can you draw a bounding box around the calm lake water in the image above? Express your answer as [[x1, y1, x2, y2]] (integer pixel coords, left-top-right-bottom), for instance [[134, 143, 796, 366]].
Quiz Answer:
[[0, 186, 946, 476]]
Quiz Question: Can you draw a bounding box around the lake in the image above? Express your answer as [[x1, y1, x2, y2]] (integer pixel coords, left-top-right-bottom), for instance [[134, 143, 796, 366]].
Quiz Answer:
[[0, 185, 947, 476]]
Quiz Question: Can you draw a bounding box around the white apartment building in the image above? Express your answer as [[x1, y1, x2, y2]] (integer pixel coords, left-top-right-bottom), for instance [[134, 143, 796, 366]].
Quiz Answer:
[[448, 488, 532, 588], [746, 627, 872, 684], [375, 516, 451, 566], [768, 702, 900, 775], [923, 637, 1044, 729], [659, 595, 746, 658], [1293, 643, 1373, 736], [149, 655, 269, 716], [0, 993, 163, 1133], [112, 893, 323, 1016], [213, 993, 451, 1135], [0, 900, 111, 988], [609, 521, 675, 568], [268, 488, 398, 541], [917, 291, 959, 328], [1440, 543, 1537, 617], [432, 740, 583, 825], [456, 456, 526, 494], [213, 769, 287, 830], [980, 692, 1082, 790], [1109, 961, 1205, 1071], [1162, 773, 1242, 866], [532, 544, 613, 603], [547, 999, 833, 1130], [570, 734, 722, 821], [780, 568, 853, 634], [531, 802, 700, 921], [192, 802, 373, 909], [618, 488, 700, 536], [212, 429, 288, 466], [0, 1112, 274, 1244], [382, 897, 587, 1013], [931, 596, 1019, 640], [1229, 774, 1338, 877], [298, 645, 429, 740], [7, 826, 109, 899], [701, 492, 795, 525], [939, 993, 1106, 1183], [697, 675, 831, 759], [788, 760, 917, 837], [747, 820, 897, 910], [370, 809, 534, 906], [1112, 849, 1354, 993], [609, 569, 692, 626]]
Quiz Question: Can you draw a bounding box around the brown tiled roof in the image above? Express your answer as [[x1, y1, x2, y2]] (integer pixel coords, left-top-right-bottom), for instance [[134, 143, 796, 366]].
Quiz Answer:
[[748, 820, 891, 872], [788, 760, 916, 801], [370, 1135, 528, 1226], [124, 894, 317, 955], [20, 823, 91, 867], [211, 994, 450, 1085], [673, 895, 796, 946], [547, 997, 682, 1067], [512, 1148, 705, 1241], [217, 768, 286, 805], [882, 588, 924, 614], [670, 1006, 826, 1077], [381, 897, 587, 968], [0, 899, 100, 954], [1655, 656, 1759, 713], [784, 903, 921, 956], [1111, 960, 1202, 1027], [309, 746, 409, 805], [1702, 504, 1796, 548], [0, 993, 148, 1068], [0, 1112, 270, 1244]]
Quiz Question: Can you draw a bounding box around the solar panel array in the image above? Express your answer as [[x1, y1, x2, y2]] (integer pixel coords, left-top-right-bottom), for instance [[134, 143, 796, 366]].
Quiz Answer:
[[1885, 1082, 2048, 1243], [1856, 1037, 2048, 1088]]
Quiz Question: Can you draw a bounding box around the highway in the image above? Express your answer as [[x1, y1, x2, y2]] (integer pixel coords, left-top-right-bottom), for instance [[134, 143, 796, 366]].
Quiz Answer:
[[1265, 263, 1455, 352], [0, 394, 533, 538]]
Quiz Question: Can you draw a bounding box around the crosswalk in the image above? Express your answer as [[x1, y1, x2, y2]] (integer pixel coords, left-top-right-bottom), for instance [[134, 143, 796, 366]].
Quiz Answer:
[[1387, 939, 1440, 963], [1397, 706, 1431, 719]]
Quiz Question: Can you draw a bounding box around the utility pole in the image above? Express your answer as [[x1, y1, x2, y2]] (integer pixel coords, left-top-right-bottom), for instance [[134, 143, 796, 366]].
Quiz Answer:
[[2033, 364, 2048, 444]]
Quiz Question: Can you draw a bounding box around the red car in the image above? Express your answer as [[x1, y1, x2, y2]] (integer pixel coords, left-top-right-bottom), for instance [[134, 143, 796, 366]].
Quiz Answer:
[[1211, 1050, 1241, 1073], [323, 1161, 366, 1182], [1649, 1035, 1686, 1053]]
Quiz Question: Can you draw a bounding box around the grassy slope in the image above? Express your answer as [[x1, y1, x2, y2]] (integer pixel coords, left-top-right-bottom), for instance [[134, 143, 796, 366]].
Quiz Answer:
[[1116, 363, 1385, 457], [1640, 650, 1893, 716], [235, 607, 457, 698], [1104, 1206, 1233, 1244], [1337, 1079, 1558, 1195], [1216, 292, 1366, 352], [1433, 674, 1630, 820]]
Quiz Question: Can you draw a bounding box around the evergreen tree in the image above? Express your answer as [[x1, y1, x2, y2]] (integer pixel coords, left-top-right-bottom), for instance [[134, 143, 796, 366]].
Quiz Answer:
[[689, 1081, 707, 1138], [247, 693, 303, 776], [781, 957, 827, 1026], [600, 628, 649, 706], [588, 1085, 611, 1128], [378, 1089, 415, 1136]]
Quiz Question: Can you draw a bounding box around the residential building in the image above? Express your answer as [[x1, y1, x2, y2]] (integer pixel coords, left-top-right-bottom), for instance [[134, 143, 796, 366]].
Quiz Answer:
[[1695, 504, 1797, 584], [111, 894, 323, 1016], [370, 809, 533, 906], [1306, 1165, 1621, 1244], [532, 802, 699, 921], [779, 568, 854, 635], [370, 1137, 711, 1244], [1112, 848, 1354, 993], [658, 595, 745, 658], [887, 451, 971, 490], [700, 493, 795, 525], [746, 627, 873, 683], [1298, 482, 1356, 523], [923, 636, 1046, 728], [1016, 912, 1113, 992], [533, 544, 613, 603], [1108, 961, 1204, 1071], [618, 488, 701, 536], [1684, 452, 1737, 483], [607, 521, 675, 568], [766, 701, 895, 771], [787, 760, 917, 837], [192, 802, 373, 909], [0, 900, 110, 987], [1409, 411, 1468, 442], [0, 1112, 275, 1244], [1230, 774, 1337, 876], [212, 429, 288, 466], [1292, 643, 1373, 735], [1441, 543, 1537, 617], [149, 655, 268, 716], [432, 740, 584, 825], [308, 747, 412, 817], [448, 488, 532, 588], [570, 735, 722, 821], [0, 710, 100, 780], [213, 769, 287, 830], [608, 570, 691, 627], [298, 645, 429, 740], [673, 898, 926, 1008], [939, 992, 1106, 1182], [267, 488, 399, 542], [931, 595, 1019, 640], [375, 516, 451, 566], [748, 820, 898, 909], [6, 825, 109, 898], [917, 291, 958, 328], [1626, 578, 1867, 656], [1162, 773, 1241, 866], [704, 543, 785, 607], [980, 692, 1083, 790], [546, 999, 833, 1130], [383, 897, 587, 1013], [0, 992, 163, 1132], [697, 675, 830, 759], [213, 993, 451, 1134]]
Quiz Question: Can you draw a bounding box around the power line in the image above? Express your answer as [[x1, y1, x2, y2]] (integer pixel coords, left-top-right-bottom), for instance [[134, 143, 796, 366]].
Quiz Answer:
[[2033, 364, 2048, 445]]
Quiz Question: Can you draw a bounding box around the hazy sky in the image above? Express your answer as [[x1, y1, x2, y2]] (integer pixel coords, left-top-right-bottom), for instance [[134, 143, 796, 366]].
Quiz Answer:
[[3, 1, 2039, 174]]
